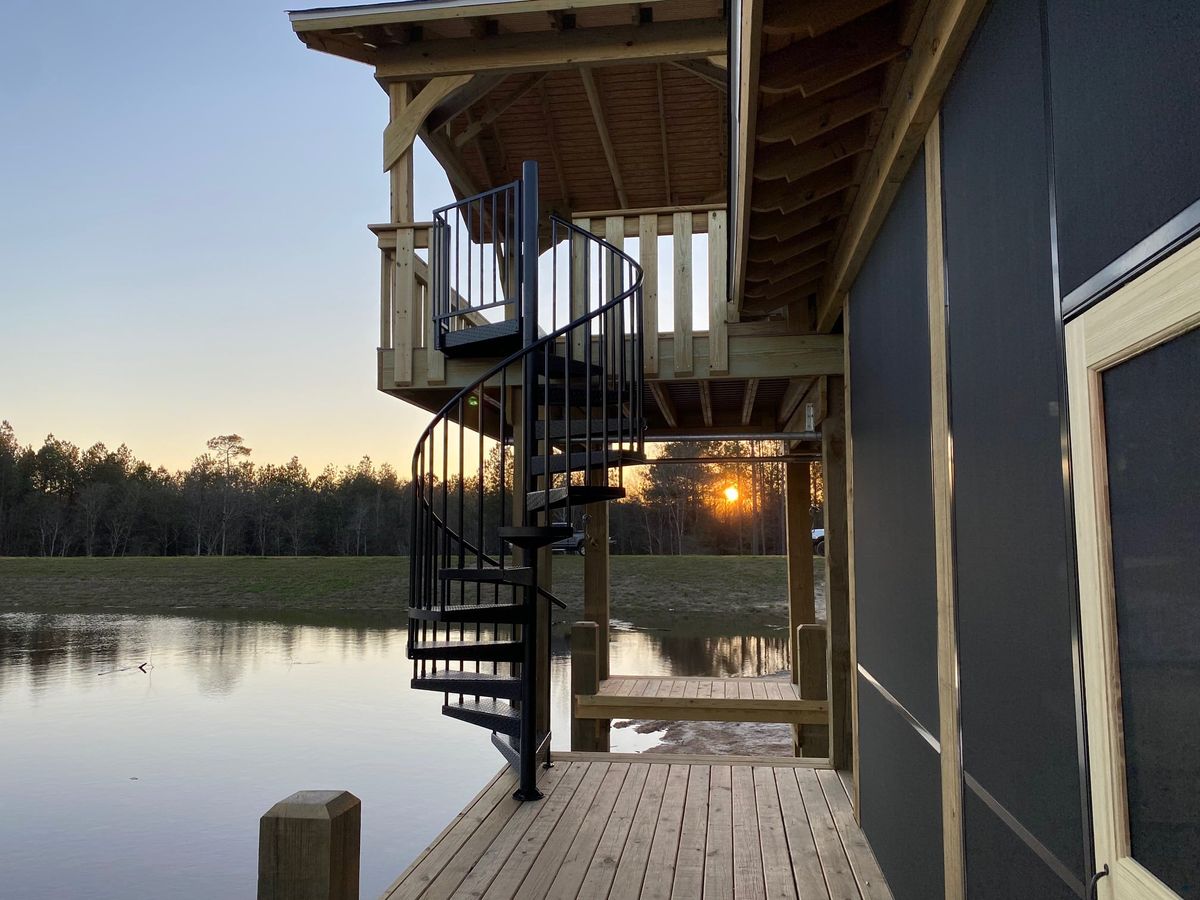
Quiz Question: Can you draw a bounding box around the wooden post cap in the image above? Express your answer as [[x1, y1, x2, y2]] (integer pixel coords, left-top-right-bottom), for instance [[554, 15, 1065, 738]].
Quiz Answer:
[[258, 790, 360, 900]]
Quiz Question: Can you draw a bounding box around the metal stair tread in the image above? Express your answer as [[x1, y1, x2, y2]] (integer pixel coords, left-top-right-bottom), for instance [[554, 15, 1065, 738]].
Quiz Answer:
[[526, 484, 627, 512], [409, 640, 524, 662], [413, 671, 523, 700], [442, 699, 522, 737], [529, 449, 645, 476], [408, 602, 527, 623], [438, 566, 534, 585]]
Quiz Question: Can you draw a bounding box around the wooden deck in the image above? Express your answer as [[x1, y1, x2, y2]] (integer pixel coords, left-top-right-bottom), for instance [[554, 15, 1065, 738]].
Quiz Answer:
[[383, 755, 890, 899], [574, 676, 827, 726]]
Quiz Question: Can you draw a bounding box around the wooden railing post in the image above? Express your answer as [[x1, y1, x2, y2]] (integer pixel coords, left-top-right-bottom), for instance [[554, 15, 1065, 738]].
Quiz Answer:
[[258, 790, 360, 900], [638, 214, 659, 375], [796, 624, 829, 758], [571, 621, 609, 752], [707, 209, 729, 374], [672, 211, 694, 375], [393, 228, 416, 386]]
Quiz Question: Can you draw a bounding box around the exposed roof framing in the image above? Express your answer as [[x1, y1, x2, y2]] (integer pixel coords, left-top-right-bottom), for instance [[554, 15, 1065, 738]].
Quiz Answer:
[[291, 0, 727, 212], [734, 0, 987, 328]]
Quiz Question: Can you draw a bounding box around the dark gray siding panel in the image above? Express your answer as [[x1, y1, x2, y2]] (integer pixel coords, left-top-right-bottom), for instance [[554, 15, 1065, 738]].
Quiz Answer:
[[858, 677, 944, 900], [1047, 0, 1200, 300], [940, 0, 1086, 882], [963, 791, 1081, 900], [847, 151, 938, 734]]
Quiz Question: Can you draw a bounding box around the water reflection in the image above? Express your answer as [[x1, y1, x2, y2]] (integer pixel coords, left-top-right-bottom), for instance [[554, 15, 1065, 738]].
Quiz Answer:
[[0, 611, 789, 900]]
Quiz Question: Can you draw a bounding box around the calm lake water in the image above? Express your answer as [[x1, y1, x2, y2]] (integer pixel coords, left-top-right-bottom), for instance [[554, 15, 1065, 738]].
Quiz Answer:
[[0, 610, 788, 899]]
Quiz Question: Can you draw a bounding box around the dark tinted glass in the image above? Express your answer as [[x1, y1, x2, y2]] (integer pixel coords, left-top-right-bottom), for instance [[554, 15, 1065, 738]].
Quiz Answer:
[[1102, 324, 1200, 898]]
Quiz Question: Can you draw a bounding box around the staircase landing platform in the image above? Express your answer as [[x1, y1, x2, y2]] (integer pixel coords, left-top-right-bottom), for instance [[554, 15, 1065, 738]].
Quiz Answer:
[[575, 676, 827, 726], [381, 755, 891, 900]]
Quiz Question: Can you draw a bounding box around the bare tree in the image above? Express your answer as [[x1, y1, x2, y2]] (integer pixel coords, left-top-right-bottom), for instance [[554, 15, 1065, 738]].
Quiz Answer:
[[206, 434, 251, 556]]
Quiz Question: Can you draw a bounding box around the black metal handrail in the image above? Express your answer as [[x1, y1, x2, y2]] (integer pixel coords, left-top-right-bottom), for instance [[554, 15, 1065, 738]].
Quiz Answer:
[[410, 161, 643, 800], [431, 179, 522, 350]]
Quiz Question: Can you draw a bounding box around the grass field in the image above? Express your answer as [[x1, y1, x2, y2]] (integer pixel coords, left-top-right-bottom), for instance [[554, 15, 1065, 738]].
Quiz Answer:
[[0, 555, 825, 626]]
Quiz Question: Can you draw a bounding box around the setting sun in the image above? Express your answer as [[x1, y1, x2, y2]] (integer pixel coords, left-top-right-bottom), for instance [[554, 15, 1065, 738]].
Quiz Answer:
[[723, 485, 740, 503]]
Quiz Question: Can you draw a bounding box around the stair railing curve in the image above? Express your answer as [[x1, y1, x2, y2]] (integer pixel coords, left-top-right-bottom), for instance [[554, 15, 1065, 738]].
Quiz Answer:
[[409, 163, 644, 801]]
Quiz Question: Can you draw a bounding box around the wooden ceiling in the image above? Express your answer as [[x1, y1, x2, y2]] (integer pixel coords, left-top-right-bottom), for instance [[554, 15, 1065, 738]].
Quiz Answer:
[[739, 0, 929, 322], [291, 0, 729, 212]]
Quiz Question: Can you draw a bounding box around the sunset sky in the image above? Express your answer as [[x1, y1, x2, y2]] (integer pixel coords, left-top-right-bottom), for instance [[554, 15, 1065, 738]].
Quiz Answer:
[[0, 0, 458, 473]]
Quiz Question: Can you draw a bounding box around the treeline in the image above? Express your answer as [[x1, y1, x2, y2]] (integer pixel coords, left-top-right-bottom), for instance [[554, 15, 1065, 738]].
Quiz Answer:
[[0, 422, 821, 558]]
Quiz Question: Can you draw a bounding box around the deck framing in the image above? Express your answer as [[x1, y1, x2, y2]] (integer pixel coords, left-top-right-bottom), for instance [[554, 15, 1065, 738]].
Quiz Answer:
[[575, 676, 828, 727]]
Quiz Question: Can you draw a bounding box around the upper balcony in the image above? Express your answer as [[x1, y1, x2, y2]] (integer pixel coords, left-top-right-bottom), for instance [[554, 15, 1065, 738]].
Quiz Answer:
[[289, 0, 849, 440]]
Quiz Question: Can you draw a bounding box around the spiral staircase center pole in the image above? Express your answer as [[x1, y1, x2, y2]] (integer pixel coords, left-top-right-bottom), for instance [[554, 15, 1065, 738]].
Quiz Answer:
[[516, 160, 542, 802]]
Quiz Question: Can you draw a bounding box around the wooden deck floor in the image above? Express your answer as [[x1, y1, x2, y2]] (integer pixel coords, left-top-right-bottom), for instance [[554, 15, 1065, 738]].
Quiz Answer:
[[383, 755, 891, 900], [575, 676, 827, 726]]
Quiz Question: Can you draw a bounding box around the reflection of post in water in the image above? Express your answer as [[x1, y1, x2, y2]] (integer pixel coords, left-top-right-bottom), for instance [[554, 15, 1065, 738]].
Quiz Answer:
[[649, 632, 790, 678]]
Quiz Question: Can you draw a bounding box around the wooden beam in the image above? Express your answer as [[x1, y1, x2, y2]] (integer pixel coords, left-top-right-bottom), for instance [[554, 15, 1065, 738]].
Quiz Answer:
[[757, 85, 880, 145], [926, 114, 965, 900], [749, 224, 837, 266], [453, 72, 546, 147], [759, 9, 904, 97], [745, 270, 823, 301], [763, 0, 891, 38], [699, 380, 713, 426], [817, 0, 988, 331], [740, 378, 760, 426], [731, 0, 763, 315], [742, 280, 822, 317], [670, 59, 729, 91], [649, 381, 678, 427], [383, 74, 473, 171], [655, 64, 673, 204], [574, 693, 829, 725], [425, 73, 507, 132], [751, 161, 854, 215], [375, 19, 726, 80], [754, 119, 870, 183], [579, 67, 629, 208], [750, 196, 845, 242], [293, 0, 670, 31], [842, 326, 860, 816], [746, 248, 826, 285]]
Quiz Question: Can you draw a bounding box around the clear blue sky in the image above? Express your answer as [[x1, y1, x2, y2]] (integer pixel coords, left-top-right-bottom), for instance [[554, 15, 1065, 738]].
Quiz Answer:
[[0, 0, 456, 473]]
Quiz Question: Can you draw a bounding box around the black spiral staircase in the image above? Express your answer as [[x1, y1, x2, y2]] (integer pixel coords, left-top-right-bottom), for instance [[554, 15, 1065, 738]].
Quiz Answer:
[[408, 162, 644, 800]]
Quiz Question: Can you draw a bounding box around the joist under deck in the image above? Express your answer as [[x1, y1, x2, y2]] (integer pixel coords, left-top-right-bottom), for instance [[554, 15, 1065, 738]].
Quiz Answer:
[[383, 755, 891, 900], [576, 676, 827, 726]]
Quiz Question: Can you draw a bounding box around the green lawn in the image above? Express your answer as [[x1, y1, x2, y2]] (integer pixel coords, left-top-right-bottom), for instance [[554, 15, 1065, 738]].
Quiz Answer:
[[0, 555, 824, 627]]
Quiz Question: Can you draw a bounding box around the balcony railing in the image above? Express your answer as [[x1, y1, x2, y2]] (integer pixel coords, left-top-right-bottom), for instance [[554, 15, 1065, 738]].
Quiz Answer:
[[370, 203, 728, 388]]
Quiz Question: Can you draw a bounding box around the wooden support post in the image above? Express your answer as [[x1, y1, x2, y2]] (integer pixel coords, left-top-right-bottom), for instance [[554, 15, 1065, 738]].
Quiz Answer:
[[796, 624, 829, 758], [785, 462, 816, 681], [584, 474, 610, 682], [571, 621, 609, 752], [822, 375, 852, 770], [673, 212, 694, 375], [258, 790, 360, 900], [926, 114, 965, 899]]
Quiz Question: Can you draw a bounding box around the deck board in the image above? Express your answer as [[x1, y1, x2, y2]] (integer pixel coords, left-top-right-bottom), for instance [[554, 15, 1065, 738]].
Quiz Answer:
[[384, 756, 893, 900]]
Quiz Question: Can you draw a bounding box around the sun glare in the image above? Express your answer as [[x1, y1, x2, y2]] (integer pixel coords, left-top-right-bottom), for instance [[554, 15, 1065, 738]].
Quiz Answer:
[[723, 485, 740, 503]]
